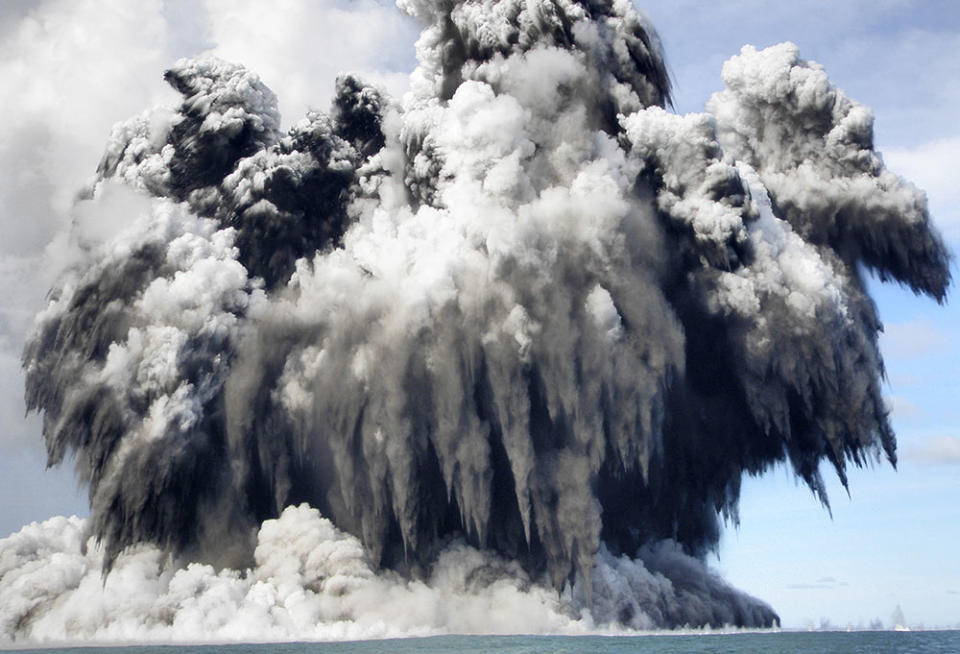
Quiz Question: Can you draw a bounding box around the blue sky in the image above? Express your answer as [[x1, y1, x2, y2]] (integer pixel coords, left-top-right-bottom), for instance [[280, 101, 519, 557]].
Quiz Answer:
[[0, 0, 957, 630]]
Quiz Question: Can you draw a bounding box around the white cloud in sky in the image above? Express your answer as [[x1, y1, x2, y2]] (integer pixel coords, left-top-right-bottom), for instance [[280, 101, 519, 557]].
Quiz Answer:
[[879, 318, 950, 360], [202, 0, 419, 127], [905, 436, 960, 465], [787, 576, 850, 590], [884, 395, 919, 420], [0, 0, 173, 252], [884, 135, 960, 202], [884, 135, 960, 239]]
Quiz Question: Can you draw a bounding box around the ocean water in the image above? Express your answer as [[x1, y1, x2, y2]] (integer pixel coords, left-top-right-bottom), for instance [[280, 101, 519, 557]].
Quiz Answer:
[[5, 631, 960, 654]]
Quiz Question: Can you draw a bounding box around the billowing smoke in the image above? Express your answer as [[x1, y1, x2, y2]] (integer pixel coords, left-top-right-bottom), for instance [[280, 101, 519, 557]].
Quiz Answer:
[[0, 505, 776, 640], [7, 0, 949, 641]]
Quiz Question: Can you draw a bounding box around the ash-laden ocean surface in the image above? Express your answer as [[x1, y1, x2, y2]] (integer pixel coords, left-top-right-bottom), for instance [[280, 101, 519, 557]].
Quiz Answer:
[[5, 632, 960, 654]]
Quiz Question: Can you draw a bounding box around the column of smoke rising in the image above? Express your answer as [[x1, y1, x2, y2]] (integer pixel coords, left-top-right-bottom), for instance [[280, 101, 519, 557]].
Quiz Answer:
[[7, 0, 950, 638]]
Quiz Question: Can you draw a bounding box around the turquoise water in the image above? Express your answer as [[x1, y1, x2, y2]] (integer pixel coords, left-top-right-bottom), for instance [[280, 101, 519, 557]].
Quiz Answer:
[[4, 631, 960, 654]]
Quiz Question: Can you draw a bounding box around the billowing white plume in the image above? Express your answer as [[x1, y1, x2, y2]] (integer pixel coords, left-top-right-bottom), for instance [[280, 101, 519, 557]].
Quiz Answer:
[[0, 505, 773, 642]]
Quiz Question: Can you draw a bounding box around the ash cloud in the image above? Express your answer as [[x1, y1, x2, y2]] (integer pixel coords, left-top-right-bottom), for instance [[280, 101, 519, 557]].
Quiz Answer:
[[6, 0, 951, 640]]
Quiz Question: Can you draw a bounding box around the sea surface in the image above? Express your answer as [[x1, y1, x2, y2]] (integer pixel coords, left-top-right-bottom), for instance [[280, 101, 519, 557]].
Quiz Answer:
[[4, 631, 960, 654]]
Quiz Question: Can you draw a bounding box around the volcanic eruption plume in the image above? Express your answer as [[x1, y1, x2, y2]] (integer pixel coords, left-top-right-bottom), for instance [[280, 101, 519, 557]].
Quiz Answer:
[[3, 0, 950, 640]]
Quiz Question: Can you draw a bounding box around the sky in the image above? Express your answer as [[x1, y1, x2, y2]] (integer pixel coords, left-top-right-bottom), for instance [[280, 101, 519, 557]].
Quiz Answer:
[[0, 0, 957, 630]]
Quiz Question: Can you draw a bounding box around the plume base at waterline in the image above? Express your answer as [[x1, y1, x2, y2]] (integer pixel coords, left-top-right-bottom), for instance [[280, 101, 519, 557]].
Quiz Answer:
[[0, 505, 778, 642]]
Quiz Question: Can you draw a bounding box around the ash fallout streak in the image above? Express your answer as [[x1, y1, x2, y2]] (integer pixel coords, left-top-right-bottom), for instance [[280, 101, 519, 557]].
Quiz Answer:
[[13, 0, 950, 635]]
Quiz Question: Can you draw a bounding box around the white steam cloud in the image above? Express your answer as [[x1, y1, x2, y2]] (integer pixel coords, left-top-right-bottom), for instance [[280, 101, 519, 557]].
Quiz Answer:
[[0, 505, 771, 643]]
